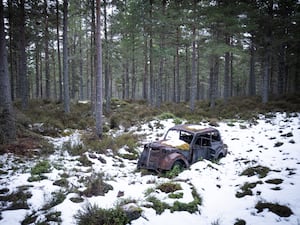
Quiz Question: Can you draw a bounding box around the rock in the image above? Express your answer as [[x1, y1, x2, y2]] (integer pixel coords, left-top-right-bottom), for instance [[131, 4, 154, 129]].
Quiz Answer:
[[117, 191, 124, 197]]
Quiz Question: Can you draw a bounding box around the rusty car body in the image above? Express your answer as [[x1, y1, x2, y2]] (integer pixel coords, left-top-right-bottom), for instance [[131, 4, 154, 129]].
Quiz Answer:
[[137, 124, 227, 171]]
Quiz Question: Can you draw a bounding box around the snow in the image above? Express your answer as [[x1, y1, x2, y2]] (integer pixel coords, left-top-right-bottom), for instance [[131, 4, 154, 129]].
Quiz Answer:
[[1, 112, 300, 225]]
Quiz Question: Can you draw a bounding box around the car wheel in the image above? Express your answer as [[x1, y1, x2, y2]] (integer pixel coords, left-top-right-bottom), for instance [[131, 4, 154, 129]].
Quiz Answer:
[[218, 153, 224, 159], [172, 160, 184, 171]]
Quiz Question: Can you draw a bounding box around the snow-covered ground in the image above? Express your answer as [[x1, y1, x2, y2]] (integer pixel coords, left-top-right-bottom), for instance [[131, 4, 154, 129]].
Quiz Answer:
[[0, 112, 300, 225]]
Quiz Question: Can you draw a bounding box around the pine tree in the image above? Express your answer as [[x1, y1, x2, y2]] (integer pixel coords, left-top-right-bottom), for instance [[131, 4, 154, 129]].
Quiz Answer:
[[0, 0, 16, 144], [95, 0, 103, 138]]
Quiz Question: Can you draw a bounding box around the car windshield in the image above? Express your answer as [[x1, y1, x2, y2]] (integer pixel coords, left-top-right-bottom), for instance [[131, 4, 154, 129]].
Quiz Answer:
[[162, 129, 193, 150]]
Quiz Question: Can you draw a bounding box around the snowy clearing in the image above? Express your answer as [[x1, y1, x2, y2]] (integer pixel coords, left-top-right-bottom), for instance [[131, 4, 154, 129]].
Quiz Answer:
[[0, 112, 300, 225]]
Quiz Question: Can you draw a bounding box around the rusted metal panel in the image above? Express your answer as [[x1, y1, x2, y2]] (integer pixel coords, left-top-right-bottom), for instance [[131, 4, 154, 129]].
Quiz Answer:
[[159, 153, 189, 170]]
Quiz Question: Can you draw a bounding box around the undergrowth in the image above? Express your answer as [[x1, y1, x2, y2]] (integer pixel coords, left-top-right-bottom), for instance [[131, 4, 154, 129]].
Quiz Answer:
[[75, 204, 130, 225]]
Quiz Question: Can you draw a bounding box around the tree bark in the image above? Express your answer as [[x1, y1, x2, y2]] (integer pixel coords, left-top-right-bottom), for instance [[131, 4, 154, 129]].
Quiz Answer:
[[44, 0, 50, 99], [223, 36, 230, 102], [185, 44, 190, 102], [95, 0, 103, 138], [103, 0, 111, 113], [149, 0, 155, 105], [0, 0, 16, 143], [35, 47, 40, 98], [19, 0, 28, 109], [262, 51, 270, 103], [248, 39, 256, 96], [56, 0, 63, 102], [63, 0, 70, 113], [190, 23, 197, 111], [209, 54, 219, 109], [143, 33, 148, 100], [175, 27, 180, 103]]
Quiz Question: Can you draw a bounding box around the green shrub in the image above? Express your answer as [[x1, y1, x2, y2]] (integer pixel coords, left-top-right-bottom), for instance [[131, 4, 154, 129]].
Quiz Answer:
[[158, 112, 175, 119], [82, 132, 141, 155], [168, 192, 183, 199], [240, 165, 270, 178], [43, 191, 67, 210], [164, 164, 184, 178], [146, 186, 202, 215], [255, 201, 293, 217], [236, 181, 263, 198], [265, 178, 283, 185], [22, 213, 38, 225], [146, 196, 170, 215], [31, 160, 51, 175], [62, 141, 85, 156], [53, 178, 69, 188], [0, 187, 32, 210], [173, 117, 182, 125], [75, 204, 129, 225], [157, 182, 182, 193], [78, 154, 93, 167], [171, 187, 202, 213], [45, 211, 62, 223], [115, 132, 140, 153], [81, 173, 113, 197], [30, 160, 51, 181]]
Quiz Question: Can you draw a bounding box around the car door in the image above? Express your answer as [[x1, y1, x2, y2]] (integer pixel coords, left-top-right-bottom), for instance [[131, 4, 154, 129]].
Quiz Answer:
[[191, 135, 210, 162]]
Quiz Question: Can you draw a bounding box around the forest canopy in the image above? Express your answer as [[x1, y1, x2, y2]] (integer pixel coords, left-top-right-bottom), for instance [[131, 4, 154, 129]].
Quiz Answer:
[[2, 0, 300, 111]]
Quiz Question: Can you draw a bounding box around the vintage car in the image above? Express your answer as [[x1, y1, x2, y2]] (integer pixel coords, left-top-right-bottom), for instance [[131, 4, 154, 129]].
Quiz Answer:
[[137, 124, 227, 171]]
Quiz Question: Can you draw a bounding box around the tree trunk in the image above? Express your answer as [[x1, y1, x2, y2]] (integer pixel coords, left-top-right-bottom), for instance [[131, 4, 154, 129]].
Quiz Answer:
[[143, 33, 148, 100], [209, 54, 219, 109], [44, 0, 50, 99], [224, 36, 230, 102], [184, 45, 188, 102], [149, 0, 154, 105], [248, 39, 256, 96], [190, 24, 197, 111], [175, 27, 180, 103], [277, 43, 286, 96], [8, 0, 15, 101], [90, 0, 95, 111], [131, 40, 136, 99], [19, 0, 28, 109], [0, 0, 16, 144], [56, 0, 62, 102], [79, 29, 84, 100], [103, 0, 111, 113], [124, 58, 129, 99], [63, 0, 70, 113], [35, 47, 40, 98], [262, 51, 270, 103], [95, 0, 103, 138]]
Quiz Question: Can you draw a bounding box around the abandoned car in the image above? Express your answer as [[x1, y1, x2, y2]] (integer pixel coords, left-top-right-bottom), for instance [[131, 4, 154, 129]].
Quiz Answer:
[[137, 124, 227, 171]]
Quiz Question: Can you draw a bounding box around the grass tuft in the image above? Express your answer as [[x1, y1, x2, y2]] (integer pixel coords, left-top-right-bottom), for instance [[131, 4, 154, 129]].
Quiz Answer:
[[240, 165, 270, 178], [255, 201, 293, 217]]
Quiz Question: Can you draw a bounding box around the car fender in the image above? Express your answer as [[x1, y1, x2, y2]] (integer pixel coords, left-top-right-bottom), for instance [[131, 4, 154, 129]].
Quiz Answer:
[[159, 152, 189, 171]]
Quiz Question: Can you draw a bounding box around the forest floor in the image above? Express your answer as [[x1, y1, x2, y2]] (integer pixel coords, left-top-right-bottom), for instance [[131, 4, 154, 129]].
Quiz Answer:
[[0, 97, 300, 225]]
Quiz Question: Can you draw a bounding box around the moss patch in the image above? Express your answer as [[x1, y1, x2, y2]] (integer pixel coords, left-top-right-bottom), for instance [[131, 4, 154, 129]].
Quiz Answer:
[[240, 165, 270, 178], [255, 201, 293, 217]]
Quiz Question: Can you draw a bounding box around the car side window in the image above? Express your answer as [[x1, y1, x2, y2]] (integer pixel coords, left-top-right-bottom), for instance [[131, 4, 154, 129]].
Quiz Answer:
[[211, 131, 220, 142], [201, 138, 211, 147]]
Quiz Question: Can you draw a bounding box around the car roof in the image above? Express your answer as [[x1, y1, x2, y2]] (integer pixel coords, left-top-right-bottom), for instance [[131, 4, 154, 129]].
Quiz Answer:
[[168, 124, 218, 134]]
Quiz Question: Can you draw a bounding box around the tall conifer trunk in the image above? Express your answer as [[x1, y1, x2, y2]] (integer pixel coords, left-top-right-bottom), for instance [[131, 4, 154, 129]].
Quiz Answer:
[[63, 0, 70, 113], [56, 0, 62, 102], [95, 0, 103, 138], [0, 0, 16, 143], [19, 0, 28, 109]]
